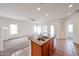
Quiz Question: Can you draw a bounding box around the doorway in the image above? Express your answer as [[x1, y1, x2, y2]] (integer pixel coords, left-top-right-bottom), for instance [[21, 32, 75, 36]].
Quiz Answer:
[[66, 24, 73, 40]]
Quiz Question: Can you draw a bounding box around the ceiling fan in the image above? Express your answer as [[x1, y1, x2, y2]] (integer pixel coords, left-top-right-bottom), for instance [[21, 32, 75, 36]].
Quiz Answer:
[[29, 18, 36, 23]]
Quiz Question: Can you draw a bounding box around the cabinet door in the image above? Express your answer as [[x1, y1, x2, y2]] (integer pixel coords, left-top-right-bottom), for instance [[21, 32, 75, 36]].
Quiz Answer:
[[32, 41, 42, 56], [42, 42, 49, 56], [49, 40, 53, 55]]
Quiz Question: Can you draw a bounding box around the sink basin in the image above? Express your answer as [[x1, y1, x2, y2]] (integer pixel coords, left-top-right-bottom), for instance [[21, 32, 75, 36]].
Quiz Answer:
[[37, 36, 48, 41]]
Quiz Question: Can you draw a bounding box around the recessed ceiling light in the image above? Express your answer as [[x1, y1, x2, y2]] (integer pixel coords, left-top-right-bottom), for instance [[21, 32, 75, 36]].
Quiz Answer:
[[37, 7, 40, 11], [68, 4, 73, 8], [68, 13, 71, 15], [46, 14, 48, 16]]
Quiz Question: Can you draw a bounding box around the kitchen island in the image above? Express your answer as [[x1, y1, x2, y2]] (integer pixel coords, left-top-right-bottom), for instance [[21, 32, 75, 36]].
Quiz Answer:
[[30, 35, 54, 56]]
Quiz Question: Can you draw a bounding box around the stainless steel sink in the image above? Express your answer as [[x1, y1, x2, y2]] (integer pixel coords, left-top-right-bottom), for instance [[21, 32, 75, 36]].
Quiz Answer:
[[37, 36, 49, 41]]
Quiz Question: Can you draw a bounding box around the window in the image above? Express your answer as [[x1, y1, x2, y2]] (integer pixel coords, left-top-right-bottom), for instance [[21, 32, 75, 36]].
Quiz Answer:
[[34, 25, 38, 34], [68, 24, 73, 32], [10, 24, 18, 34], [50, 25, 54, 36], [43, 25, 47, 33], [42, 25, 48, 36], [34, 25, 41, 35], [38, 25, 41, 35]]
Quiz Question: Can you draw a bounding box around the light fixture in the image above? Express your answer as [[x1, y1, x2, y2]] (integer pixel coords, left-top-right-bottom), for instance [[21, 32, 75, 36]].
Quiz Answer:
[[37, 7, 40, 11], [67, 13, 71, 15], [68, 4, 73, 8], [46, 14, 48, 16]]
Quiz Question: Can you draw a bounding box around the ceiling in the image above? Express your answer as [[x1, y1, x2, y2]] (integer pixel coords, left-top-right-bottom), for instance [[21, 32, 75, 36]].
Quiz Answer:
[[0, 3, 79, 22]]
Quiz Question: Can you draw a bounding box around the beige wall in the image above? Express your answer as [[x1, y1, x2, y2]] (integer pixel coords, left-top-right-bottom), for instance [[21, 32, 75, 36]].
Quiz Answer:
[[0, 17, 34, 40]]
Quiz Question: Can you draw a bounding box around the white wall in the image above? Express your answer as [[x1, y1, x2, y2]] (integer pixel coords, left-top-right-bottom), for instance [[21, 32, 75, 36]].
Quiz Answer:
[[54, 19, 65, 39], [71, 12, 79, 44], [0, 17, 34, 40], [0, 27, 3, 51]]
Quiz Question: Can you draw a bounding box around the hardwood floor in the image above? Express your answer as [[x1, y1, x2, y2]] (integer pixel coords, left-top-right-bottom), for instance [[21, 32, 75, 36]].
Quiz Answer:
[[52, 39, 79, 56]]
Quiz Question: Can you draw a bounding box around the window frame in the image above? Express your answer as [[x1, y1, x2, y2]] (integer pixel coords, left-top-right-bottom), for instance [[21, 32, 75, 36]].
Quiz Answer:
[[10, 24, 18, 35], [68, 24, 73, 33]]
